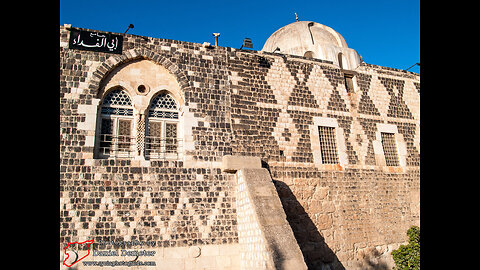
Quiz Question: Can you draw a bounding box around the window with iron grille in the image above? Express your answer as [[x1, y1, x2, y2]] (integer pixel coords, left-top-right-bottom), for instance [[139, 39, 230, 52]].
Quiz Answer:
[[96, 88, 134, 158], [381, 132, 399, 166], [318, 126, 339, 164], [145, 92, 180, 159]]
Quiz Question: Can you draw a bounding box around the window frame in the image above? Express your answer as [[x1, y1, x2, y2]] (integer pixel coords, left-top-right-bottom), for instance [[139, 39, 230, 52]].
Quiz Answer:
[[318, 125, 339, 165], [144, 92, 181, 160], [373, 123, 408, 172], [95, 88, 135, 159], [380, 132, 399, 167], [310, 116, 348, 170]]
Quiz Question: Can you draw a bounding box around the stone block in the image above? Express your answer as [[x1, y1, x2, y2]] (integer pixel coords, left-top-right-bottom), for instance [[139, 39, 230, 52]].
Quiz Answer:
[[322, 201, 336, 213], [157, 258, 185, 270], [164, 246, 188, 259], [316, 214, 333, 230], [312, 187, 329, 200], [195, 255, 216, 269], [201, 244, 219, 256], [219, 244, 240, 256], [221, 155, 262, 173]]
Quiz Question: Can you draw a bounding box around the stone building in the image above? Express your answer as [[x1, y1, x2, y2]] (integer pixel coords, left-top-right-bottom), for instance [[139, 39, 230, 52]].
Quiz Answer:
[[59, 20, 419, 270]]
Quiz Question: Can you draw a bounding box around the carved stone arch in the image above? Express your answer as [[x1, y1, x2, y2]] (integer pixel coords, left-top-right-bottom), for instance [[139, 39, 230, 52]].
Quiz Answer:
[[87, 48, 190, 103], [83, 48, 191, 160]]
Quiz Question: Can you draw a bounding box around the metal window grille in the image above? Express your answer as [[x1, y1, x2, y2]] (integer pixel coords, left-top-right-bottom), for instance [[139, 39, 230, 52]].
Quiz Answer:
[[318, 126, 339, 164], [381, 132, 399, 166], [102, 89, 132, 106], [145, 121, 179, 159], [97, 134, 136, 158], [101, 89, 133, 116], [97, 118, 136, 158], [145, 93, 180, 159], [98, 132, 183, 160], [148, 93, 179, 119], [99, 118, 114, 156], [165, 123, 177, 153], [145, 121, 181, 160], [101, 107, 133, 116], [117, 119, 132, 151], [96, 89, 135, 158], [95, 91, 183, 160], [145, 137, 183, 160]]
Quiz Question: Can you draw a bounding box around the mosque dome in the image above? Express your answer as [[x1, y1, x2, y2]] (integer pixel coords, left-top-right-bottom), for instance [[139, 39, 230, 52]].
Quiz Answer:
[[262, 21, 361, 70]]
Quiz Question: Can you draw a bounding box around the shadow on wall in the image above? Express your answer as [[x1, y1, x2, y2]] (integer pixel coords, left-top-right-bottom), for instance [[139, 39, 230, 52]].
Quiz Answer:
[[261, 160, 344, 270], [273, 179, 345, 270], [261, 161, 390, 270]]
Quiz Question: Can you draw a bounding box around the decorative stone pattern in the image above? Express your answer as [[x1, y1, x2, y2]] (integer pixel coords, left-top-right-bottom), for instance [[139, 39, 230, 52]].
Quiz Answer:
[[59, 160, 238, 251], [60, 24, 419, 270]]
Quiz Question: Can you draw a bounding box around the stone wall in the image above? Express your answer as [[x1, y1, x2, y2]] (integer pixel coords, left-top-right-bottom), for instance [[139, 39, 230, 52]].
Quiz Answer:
[[60, 26, 240, 255], [60, 24, 419, 269], [236, 169, 271, 269], [60, 159, 238, 249], [226, 155, 306, 270], [226, 48, 420, 269]]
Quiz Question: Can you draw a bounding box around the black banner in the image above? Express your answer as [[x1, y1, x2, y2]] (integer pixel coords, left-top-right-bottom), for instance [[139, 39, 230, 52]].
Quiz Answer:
[[69, 29, 123, 54]]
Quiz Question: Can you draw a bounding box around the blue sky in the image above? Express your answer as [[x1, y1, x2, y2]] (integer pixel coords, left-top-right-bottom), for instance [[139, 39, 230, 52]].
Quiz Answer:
[[60, 0, 419, 73]]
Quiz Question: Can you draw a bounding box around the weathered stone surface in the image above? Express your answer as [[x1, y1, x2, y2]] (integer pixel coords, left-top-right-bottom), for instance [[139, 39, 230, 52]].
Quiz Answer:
[[221, 155, 262, 173], [60, 23, 419, 270], [235, 168, 307, 270]]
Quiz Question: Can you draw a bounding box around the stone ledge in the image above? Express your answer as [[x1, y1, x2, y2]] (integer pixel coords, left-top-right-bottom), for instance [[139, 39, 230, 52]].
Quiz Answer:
[[221, 155, 262, 173], [235, 167, 307, 270]]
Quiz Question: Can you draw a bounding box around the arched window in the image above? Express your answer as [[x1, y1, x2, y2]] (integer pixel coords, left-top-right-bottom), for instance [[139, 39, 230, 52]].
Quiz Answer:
[[96, 88, 134, 158], [145, 92, 180, 159], [338, 52, 344, 69]]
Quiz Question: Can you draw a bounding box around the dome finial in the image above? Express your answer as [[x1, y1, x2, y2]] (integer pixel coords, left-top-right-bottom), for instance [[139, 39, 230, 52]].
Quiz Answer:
[[294, 12, 299, 22]]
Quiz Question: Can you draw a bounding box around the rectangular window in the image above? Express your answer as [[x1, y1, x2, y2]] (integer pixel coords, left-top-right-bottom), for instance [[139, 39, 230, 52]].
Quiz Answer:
[[145, 121, 178, 159], [97, 118, 134, 158], [99, 118, 113, 156], [318, 126, 339, 164], [146, 121, 162, 156], [165, 123, 178, 153], [344, 76, 354, 93], [381, 132, 399, 166], [117, 119, 132, 153]]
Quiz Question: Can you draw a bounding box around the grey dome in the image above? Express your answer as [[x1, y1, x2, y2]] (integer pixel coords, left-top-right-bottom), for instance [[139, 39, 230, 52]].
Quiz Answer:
[[262, 21, 361, 70]]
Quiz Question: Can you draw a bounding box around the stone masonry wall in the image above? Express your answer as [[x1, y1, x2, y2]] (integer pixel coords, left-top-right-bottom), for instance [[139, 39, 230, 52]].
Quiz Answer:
[[226, 50, 420, 269], [60, 25, 240, 269], [60, 25, 419, 270], [235, 167, 307, 270], [235, 169, 273, 269]]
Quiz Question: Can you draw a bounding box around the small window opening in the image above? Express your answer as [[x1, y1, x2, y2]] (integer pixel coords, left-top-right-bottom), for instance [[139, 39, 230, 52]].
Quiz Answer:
[[381, 132, 399, 166], [344, 75, 354, 93], [318, 126, 339, 164]]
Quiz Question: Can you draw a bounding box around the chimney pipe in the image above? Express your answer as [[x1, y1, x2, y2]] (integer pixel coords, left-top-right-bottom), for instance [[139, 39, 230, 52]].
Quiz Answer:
[[213, 33, 220, 46]]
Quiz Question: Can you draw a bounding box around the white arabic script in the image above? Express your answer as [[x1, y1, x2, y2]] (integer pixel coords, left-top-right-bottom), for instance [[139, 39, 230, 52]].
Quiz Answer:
[[72, 32, 118, 51]]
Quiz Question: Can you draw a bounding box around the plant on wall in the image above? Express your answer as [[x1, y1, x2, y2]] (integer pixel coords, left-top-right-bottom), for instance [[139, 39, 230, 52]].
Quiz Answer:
[[391, 226, 420, 270]]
